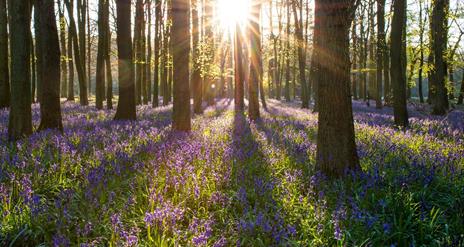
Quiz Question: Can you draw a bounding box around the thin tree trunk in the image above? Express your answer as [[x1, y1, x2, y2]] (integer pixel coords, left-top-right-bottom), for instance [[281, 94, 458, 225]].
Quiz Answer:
[[376, 0, 385, 109], [152, 0, 161, 107], [192, 0, 202, 113], [67, 3, 75, 102], [234, 23, 245, 112], [248, 1, 261, 120], [292, 0, 308, 108], [96, 0, 106, 109]]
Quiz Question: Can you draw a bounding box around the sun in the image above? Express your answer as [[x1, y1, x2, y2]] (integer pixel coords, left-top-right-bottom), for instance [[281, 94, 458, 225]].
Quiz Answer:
[[217, 0, 251, 30]]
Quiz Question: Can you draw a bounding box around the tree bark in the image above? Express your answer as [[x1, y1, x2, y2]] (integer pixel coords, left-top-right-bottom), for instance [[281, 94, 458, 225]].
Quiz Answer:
[[376, 0, 385, 109], [59, 2, 68, 99], [430, 0, 449, 115], [292, 0, 308, 108], [114, 0, 136, 120], [315, 0, 360, 177], [0, 0, 9, 108], [171, 0, 191, 131], [192, 0, 202, 114], [248, 1, 261, 120], [234, 24, 245, 112], [8, 0, 32, 140], [390, 0, 409, 127], [96, 0, 106, 110], [152, 0, 161, 107], [37, 0, 63, 131]]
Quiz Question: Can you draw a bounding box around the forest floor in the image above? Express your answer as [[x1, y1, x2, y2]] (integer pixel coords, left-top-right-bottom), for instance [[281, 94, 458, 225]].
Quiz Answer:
[[0, 99, 463, 246]]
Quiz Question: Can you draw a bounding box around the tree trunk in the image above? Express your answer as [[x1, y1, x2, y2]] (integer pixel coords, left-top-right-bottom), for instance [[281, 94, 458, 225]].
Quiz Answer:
[[152, 0, 161, 107], [234, 24, 245, 112], [67, 6, 75, 102], [8, 0, 32, 140], [418, 0, 425, 103], [37, 0, 63, 131], [59, 2, 68, 99], [171, 0, 191, 131], [458, 69, 464, 104], [0, 0, 9, 108], [390, 0, 409, 127], [292, 0, 308, 108], [96, 0, 106, 110], [65, 0, 88, 105], [146, 0, 152, 103], [105, 18, 113, 109], [315, 0, 360, 177], [248, 1, 261, 120], [430, 0, 449, 115], [192, 0, 202, 114], [114, 0, 136, 120], [376, 0, 385, 109]]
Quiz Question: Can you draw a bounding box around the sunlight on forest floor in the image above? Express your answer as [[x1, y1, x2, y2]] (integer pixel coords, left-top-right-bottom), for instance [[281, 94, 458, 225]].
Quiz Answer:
[[0, 100, 463, 246]]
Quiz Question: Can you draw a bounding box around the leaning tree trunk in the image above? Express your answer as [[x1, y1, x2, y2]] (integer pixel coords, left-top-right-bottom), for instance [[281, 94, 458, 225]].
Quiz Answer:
[[114, 0, 136, 120], [430, 0, 449, 115], [390, 0, 409, 127], [192, 0, 202, 114], [248, 1, 261, 121], [315, 0, 360, 177], [37, 0, 63, 131], [8, 0, 32, 140], [171, 0, 191, 131], [64, 0, 88, 105], [0, 0, 9, 108], [234, 23, 245, 112]]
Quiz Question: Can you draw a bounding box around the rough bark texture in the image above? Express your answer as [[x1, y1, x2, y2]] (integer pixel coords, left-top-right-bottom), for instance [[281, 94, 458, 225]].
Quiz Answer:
[[234, 24, 245, 112], [0, 0, 9, 108], [192, 0, 202, 114], [390, 0, 409, 127], [8, 0, 32, 140], [248, 2, 261, 121], [315, 0, 360, 177], [114, 0, 136, 120], [171, 0, 191, 131], [430, 0, 449, 115], [37, 0, 63, 131]]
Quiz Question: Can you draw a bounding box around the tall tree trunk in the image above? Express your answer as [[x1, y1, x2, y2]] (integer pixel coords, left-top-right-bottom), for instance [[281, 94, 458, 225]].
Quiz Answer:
[[134, 0, 143, 105], [417, 0, 425, 103], [430, 0, 449, 115], [0, 0, 9, 108], [34, 5, 43, 104], [65, 0, 88, 105], [284, 0, 291, 102], [234, 23, 245, 112], [390, 0, 408, 127], [152, 0, 161, 107], [315, 0, 360, 177], [192, 0, 202, 113], [105, 19, 113, 109], [96, 0, 106, 109], [376, 0, 385, 109], [86, 0, 91, 97], [146, 0, 152, 103], [31, 30, 36, 103], [114, 0, 136, 120], [59, 2, 68, 99], [77, 0, 88, 101], [171, 0, 191, 131], [67, 5, 75, 102], [37, 0, 63, 131], [292, 0, 308, 108], [248, 1, 261, 120], [8, 0, 32, 140]]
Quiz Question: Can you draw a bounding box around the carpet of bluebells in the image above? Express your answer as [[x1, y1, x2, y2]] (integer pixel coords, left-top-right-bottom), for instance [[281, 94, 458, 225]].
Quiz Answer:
[[0, 99, 463, 246]]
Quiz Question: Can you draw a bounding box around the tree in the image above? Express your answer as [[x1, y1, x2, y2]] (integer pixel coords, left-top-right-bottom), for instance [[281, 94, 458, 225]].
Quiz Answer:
[[430, 0, 449, 115], [114, 0, 136, 120], [315, 0, 360, 177], [292, 0, 309, 109], [248, 1, 261, 120], [134, 0, 143, 105], [58, 2, 68, 99], [390, 0, 408, 127], [64, 0, 88, 105], [96, 0, 106, 110], [8, 0, 32, 140], [192, 0, 202, 114], [234, 23, 245, 112], [376, 0, 386, 109], [0, 0, 9, 109], [152, 0, 161, 107], [171, 0, 191, 131], [67, 0, 75, 101], [36, 0, 63, 131]]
